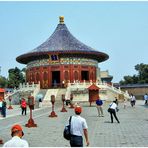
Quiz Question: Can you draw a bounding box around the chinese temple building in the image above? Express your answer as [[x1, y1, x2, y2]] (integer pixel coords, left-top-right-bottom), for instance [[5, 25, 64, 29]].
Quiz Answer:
[[16, 16, 109, 89]]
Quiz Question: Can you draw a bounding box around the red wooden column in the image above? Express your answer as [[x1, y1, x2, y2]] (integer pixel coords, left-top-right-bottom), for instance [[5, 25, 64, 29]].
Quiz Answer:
[[48, 66, 51, 88], [70, 65, 74, 83], [40, 66, 43, 89], [60, 65, 64, 87]]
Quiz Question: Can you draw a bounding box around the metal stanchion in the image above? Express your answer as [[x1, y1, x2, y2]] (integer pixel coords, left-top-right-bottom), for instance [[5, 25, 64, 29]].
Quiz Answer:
[[49, 95, 57, 117], [25, 96, 37, 128], [8, 96, 13, 109], [61, 94, 67, 112]]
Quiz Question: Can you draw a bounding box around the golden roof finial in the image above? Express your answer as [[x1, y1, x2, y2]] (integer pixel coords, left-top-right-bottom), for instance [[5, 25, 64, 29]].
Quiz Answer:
[[59, 16, 64, 24]]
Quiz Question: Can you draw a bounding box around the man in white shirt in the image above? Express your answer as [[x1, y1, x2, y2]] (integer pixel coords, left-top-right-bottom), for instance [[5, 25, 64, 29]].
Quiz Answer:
[[3, 124, 29, 147], [109, 101, 120, 123], [69, 106, 89, 147], [130, 94, 136, 107]]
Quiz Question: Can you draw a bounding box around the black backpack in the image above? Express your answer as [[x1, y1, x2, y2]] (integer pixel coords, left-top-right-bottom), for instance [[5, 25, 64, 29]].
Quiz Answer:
[[63, 116, 72, 140]]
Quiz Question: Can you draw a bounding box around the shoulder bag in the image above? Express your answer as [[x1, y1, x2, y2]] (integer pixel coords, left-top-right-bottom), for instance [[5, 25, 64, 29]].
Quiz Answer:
[[63, 116, 72, 140]]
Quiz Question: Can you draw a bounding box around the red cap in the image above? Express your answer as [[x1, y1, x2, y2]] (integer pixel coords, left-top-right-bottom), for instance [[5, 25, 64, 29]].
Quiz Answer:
[[75, 106, 82, 113], [11, 124, 24, 136]]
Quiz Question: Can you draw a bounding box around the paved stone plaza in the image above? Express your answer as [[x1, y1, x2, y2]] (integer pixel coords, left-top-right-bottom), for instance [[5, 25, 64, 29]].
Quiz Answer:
[[0, 100, 148, 147]]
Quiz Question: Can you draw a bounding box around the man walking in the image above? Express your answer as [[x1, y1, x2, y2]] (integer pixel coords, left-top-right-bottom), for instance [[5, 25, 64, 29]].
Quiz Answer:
[[68, 106, 89, 147], [3, 124, 29, 147], [96, 98, 104, 117]]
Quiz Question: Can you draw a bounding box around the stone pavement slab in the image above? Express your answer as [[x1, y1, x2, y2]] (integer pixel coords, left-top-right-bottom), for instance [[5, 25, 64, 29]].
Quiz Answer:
[[0, 100, 148, 147]]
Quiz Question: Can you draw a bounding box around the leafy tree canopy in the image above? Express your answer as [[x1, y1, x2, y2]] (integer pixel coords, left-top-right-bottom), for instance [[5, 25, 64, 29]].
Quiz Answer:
[[0, 76, 7, 88], [7, 67, 26, 88], [120, 63, 148, 85]]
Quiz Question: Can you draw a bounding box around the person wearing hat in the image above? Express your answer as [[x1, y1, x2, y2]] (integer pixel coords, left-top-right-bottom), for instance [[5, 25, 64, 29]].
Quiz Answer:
[[67, 106, 89, 147], [3, 124, 29, 147]]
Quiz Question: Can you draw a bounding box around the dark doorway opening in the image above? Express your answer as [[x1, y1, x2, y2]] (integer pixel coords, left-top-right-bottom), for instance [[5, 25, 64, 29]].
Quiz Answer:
[[52, 71, 60, 87], [81, 71, 89, 81]]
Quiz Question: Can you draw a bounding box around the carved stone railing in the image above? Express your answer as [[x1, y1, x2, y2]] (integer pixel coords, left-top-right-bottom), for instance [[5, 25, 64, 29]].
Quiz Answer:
[[5, 82, 40, 100], [67, 81, 130, 100]]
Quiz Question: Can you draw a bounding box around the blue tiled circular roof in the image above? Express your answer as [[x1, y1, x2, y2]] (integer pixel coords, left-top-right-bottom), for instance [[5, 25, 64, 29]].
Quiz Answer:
[[16, 22, 109, 64]]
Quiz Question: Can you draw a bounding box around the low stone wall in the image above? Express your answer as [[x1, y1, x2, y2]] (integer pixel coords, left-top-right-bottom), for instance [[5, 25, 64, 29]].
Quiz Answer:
[[121, 85, 148, 100]]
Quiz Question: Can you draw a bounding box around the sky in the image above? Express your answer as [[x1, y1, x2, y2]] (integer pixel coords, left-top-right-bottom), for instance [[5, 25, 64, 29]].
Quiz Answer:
[[0, 1, 148, 83]]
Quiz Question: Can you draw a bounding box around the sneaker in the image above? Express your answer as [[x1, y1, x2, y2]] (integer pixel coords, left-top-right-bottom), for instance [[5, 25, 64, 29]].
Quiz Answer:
[[101, 115, 104, 117]]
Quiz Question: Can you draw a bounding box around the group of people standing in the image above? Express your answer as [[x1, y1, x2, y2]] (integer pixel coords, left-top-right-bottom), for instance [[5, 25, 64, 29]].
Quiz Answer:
[[3, 92, 148, 147], [130, 93, 148, 106], [0, 98, 7, 118], [95, 96, 120, 123]]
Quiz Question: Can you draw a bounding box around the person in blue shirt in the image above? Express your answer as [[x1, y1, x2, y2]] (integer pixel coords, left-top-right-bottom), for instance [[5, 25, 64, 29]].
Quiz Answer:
[[96, 98, 104, 117]]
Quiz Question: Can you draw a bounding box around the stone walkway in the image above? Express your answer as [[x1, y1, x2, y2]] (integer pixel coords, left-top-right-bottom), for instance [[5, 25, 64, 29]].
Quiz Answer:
[[0, 100, 148, 147]]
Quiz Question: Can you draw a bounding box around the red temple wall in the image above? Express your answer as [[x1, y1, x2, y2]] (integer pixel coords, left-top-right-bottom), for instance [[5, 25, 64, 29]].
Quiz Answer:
[[26, 65, 96, 88]]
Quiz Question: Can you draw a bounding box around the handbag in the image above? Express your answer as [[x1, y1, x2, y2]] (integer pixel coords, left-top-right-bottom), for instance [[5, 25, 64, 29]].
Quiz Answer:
[[108, 103, 113, 112], [63, 116, 72, 140], [108, 108, 112, 112]]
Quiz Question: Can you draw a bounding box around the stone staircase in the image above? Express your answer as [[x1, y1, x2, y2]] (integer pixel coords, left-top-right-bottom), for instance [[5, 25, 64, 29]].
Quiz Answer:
[[35, 89, 48, 108], [54, 88, 67, 107], [35, 89, 48, 99], [55, 88, 67, 101]]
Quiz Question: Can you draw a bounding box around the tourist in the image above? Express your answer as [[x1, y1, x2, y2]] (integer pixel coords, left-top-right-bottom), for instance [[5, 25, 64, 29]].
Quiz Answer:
[[2, 99, 7, 117], [144, 93, 148, 105], [108, 101, 120, 123], [39, 98, 42, 108], [96, 97, 104, 117], [62, 80, 65, 88], [3, 124, 29, 147], [0, 98, 2, 116], [21, 98, 27, 115], [66, 106, 89, 147], [130, 94, 136, 107], [123, 99, 127, 109]]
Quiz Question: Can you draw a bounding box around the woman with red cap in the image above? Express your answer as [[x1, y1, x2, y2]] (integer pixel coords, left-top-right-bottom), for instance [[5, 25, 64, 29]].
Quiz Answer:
[[3, 124, 29, 147], [66, 106, 89, 147]]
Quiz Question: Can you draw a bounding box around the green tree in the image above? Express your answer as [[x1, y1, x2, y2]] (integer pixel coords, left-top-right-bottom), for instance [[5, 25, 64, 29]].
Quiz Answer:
[[0, 76, 7, 88], [120, 75, 134, 85], [120, 63, 148, 84], [7, 67, 26, 88]]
